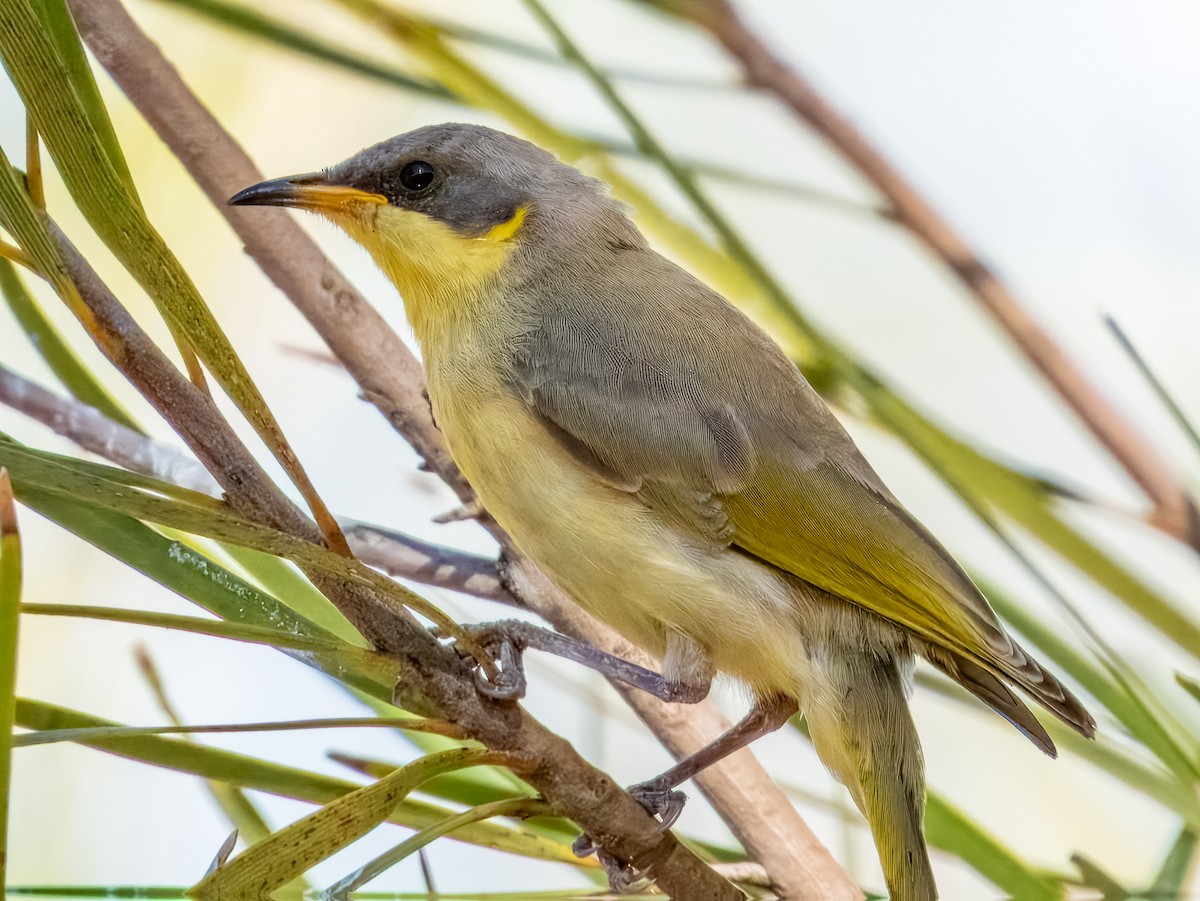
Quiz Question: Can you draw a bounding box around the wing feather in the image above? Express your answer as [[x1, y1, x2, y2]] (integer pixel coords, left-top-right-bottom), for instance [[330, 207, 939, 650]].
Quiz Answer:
[[508, 254, 1094, 739]]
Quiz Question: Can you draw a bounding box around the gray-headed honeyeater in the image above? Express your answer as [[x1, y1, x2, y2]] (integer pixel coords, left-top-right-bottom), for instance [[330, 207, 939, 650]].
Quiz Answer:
[[231, 123, 1095, 900]]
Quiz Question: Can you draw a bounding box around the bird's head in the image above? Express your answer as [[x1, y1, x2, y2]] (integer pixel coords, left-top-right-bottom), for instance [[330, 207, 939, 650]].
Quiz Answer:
[[229, 123, 629, 343]]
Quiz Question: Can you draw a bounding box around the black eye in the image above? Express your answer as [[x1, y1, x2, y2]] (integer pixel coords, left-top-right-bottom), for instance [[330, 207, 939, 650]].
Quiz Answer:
[[399, 160, 435, 191]]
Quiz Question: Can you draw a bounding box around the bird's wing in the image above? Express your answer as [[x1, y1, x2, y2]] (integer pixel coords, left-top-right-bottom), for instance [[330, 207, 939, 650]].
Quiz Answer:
[[511, 281, 1092, 739]]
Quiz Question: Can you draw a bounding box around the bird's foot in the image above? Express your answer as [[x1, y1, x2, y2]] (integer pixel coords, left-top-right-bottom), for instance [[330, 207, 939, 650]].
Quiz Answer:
[[627, 778, 688, 831], [439, 619, 530, 701], [571, 834, 652, 893]]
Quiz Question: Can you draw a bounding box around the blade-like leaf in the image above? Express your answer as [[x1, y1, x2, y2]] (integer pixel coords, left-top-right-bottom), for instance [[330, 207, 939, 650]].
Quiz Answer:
[[15, 698, 591, 869], [0, 470, 20, 890], [34, 0, 136, 194], [153, 0, 452, 98], [328, 797, 552, 895], [0, 0, 348, 551], [189, 748, 521, 898], [14, 715, 462, 748], [925, 794, 1062, 901], [21, 603, 337, 651], [1147, 826, 1197, 896]]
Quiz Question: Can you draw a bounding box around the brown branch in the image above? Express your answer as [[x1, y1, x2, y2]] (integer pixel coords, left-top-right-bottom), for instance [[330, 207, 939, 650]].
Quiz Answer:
[[65, 0, 862, 894], [685, 0, 1199, 551]]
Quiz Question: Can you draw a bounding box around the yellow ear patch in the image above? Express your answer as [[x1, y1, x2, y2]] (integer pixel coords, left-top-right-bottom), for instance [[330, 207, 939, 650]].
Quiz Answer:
[[482, 205, 528, 243]]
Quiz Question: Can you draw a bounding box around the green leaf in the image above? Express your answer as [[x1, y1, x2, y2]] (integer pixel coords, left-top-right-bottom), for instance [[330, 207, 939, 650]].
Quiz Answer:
[[328, 797, 553, 894], [15, 698, 589, 869], [34, 0, 136, 194], [0, 0, 348, 550], [13, 715, 459, 748], [0, 260, 141, 431], [0, 471, 20, 890], [189, 748, 524, 898], [21, 602, 338, 651], [150, 0, 453, 100]]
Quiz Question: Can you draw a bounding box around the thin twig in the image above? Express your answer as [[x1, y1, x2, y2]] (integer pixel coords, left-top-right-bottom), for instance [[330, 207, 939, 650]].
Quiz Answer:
[[684, 0, 1200, 551], [0, 363, 217, 493], [343, 521, 512, 604]]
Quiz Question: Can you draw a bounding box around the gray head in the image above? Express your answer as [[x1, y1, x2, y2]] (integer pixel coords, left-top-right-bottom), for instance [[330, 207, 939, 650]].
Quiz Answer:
[[229, 122, 637, 248]]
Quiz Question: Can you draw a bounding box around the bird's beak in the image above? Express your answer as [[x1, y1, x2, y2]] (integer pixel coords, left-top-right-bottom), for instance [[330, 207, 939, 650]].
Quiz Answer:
[[227, 173, 387, 215]]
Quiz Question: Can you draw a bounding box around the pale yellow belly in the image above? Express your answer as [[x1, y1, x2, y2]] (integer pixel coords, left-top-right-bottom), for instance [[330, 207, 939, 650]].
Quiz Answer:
[[432, 379, 814, 697]]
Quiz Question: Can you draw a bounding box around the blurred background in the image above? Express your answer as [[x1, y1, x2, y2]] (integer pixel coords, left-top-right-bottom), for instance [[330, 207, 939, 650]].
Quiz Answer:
[[3, 0, 1200, 897]]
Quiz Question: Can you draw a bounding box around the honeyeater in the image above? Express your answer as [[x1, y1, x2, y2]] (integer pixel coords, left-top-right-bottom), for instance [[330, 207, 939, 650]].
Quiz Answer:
[[231, 123, 1095, 900]]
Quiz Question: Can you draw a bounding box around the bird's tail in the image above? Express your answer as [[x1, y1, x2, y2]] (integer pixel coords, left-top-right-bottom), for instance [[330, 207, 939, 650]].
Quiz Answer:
[[804, 651, 937, 901]]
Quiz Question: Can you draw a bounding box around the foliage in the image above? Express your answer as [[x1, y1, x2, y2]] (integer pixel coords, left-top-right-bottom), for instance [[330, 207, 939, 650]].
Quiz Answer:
[[1, 0, 1198, 897]]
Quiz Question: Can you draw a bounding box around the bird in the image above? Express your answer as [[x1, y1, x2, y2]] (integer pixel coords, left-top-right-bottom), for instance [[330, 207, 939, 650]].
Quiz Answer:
[[230, 123, 1096, 900]]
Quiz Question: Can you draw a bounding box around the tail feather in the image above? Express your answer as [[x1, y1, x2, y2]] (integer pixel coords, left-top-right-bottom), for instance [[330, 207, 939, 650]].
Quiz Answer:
[[926, 642, 1095, 751], [926, 649, 1056, 756], [805, 651, 937, 901]]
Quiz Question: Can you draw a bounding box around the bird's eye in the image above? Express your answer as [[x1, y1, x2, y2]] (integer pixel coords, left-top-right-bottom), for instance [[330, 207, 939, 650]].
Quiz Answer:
[[399, 160, 436, 191]]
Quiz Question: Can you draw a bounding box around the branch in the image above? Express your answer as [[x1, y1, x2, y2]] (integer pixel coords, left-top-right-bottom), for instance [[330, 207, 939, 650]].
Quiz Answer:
[[683, 0, 1199, 551], [0, 363, 216, 493], [66, 1, 859, 894]]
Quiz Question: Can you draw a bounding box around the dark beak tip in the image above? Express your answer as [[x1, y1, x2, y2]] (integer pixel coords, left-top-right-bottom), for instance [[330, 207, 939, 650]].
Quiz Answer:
[[226, 177, 298, 208], [226, 185, 257, 207]]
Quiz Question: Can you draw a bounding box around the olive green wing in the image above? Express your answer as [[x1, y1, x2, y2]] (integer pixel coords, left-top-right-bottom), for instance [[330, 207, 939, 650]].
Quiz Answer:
[[510, 275, 1092, 741]]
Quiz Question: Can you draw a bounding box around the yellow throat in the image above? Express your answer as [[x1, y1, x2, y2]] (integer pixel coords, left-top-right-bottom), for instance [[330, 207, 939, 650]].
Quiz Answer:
[[340, 203, 527, 347]]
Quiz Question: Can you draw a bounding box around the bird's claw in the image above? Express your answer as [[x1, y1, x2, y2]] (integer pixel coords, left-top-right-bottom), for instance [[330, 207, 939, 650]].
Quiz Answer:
[[572, 834, 650, 893], [571, 780, 684, 892], [447, 621, 529, 702], [628, 779, 687, 831]]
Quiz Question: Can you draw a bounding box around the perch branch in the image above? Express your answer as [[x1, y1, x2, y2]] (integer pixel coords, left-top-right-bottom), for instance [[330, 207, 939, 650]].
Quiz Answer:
[[67, 1, 860, 893], [684, 0, 1199, 550]]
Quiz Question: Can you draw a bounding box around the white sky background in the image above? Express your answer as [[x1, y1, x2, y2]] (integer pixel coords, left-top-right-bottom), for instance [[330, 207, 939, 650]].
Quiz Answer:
[[3, 0, 1200, 897]]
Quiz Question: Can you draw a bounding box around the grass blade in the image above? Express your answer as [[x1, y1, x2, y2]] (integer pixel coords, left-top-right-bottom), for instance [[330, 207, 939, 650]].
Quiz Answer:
[[925, 794, 1062, 901], [20, 603, 338, 650], [1147, 826, 1197, 896], [14, 715, 462, 748], [36, 0, 136, 194], [189, 748, 522, 897], [1106, 315, 1200, 459], [15, 698, 589, 868], [0, 470, 20, 890], [151, 0, 453, 99]]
